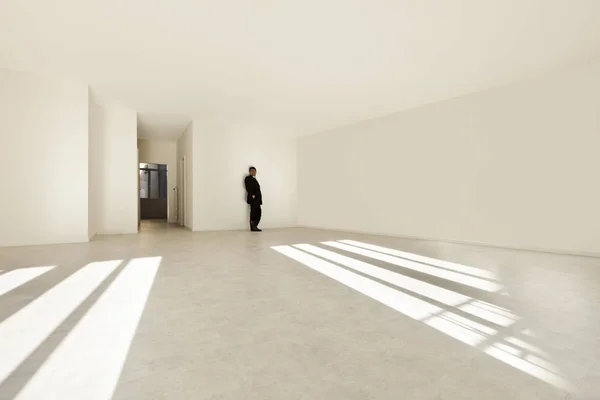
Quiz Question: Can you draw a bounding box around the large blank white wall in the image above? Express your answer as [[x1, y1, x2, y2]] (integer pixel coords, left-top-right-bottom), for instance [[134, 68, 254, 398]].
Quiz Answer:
[[194, 123, 297, 231], [298, 58, 600, 255], [138, 138, 178, 223], [88, 91, 95, 239], [176, 122, 194, 229], [89, 103, 138, 235], [0, 68, 89, 247]]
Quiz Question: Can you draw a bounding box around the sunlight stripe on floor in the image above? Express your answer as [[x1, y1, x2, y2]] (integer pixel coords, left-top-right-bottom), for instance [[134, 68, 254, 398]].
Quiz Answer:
[[274, 245, 571, 391], [505, 336, 547, 357], [14, 257, 161, 400], [339, 240, 496, 279], [323, 241, 502, 292], [458, 300, 516, 326], [0, 266, 55, 297], [295, 244, 468, 304], [294, 244, 516, 326], [484, 342, 571, 391], [273, 245, 495, 346], [0, 260, 122, 385]]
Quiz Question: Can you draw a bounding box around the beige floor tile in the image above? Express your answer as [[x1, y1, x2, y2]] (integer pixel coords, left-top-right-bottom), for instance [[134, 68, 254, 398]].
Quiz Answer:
[[0, 222, 598, 399]]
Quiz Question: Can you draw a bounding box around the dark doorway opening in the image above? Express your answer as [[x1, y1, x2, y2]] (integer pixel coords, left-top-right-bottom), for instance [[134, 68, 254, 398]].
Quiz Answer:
[[139, 163, 168, 220]]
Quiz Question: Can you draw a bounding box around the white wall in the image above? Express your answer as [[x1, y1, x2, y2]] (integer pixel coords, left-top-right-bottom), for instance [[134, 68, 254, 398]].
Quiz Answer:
[[88, 90, 95, 239], [193, 122, 297, 231], [176, 122, 194, 229], [138, 139, 178, 223], [0, 68, 89, 247], [298, 58, 600, 255], [89, 103, 138, 235]]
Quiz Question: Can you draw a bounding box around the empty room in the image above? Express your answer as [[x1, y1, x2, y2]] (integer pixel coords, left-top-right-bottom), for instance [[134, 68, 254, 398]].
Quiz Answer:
[[1, 1, 599, 399]]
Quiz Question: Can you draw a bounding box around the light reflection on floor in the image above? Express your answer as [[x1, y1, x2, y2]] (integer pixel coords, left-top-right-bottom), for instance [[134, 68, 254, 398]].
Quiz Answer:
[[273, 240, 572, 391], [0, 257, 161, 399]]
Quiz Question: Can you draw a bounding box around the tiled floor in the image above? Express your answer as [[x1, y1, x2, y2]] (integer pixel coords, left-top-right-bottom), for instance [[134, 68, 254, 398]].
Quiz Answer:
[[0, 222, 599, 399]]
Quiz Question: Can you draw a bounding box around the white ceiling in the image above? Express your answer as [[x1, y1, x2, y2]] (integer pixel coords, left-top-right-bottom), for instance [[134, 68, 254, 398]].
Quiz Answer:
[[137, 113, 191, 141], [2, 0, 600, 139]]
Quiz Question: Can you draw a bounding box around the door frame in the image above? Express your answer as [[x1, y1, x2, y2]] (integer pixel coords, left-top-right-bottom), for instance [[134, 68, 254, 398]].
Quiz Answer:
[[179, 156, 186, 227], [137, 148, 140, 230]]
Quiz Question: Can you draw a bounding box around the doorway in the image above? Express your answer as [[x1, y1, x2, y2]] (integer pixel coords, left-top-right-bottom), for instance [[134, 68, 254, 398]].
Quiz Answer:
[[139, 163, 168, 222]]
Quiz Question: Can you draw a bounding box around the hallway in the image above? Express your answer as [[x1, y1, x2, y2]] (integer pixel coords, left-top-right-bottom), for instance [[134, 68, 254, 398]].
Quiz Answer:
[[138, 219, 180, 233], [0, 228, 599, 399]]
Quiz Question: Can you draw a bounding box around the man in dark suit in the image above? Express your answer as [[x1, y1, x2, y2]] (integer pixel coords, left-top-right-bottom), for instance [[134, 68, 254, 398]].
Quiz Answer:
[[244, 166, 262, 232]]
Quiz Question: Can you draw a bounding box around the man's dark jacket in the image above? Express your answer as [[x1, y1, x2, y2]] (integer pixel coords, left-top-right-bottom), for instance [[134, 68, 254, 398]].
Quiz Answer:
[[244, 175, 262, 205]]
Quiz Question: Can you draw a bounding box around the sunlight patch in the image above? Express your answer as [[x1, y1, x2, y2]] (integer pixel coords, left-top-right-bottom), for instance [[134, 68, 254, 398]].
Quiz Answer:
[[339, 240, 496, 279], [323, 241, 502, 292], [14, 257, 161, 400], [0, 260, 122, 385], [0, 266, 55, 297], [273, 243, 570, 391], [273, 245, 495, 343]]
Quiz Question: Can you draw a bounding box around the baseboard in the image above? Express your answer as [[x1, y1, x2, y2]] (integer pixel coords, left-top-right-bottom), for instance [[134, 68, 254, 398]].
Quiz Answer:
[[190, 220, 297, 232], [0, 236, 90, 248], [191, 225, 297, 233], [295, 225, 600, 259]]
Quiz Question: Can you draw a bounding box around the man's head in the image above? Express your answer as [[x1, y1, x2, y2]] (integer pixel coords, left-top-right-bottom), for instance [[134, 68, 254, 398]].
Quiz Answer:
[[249, 166, 257, 176]]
